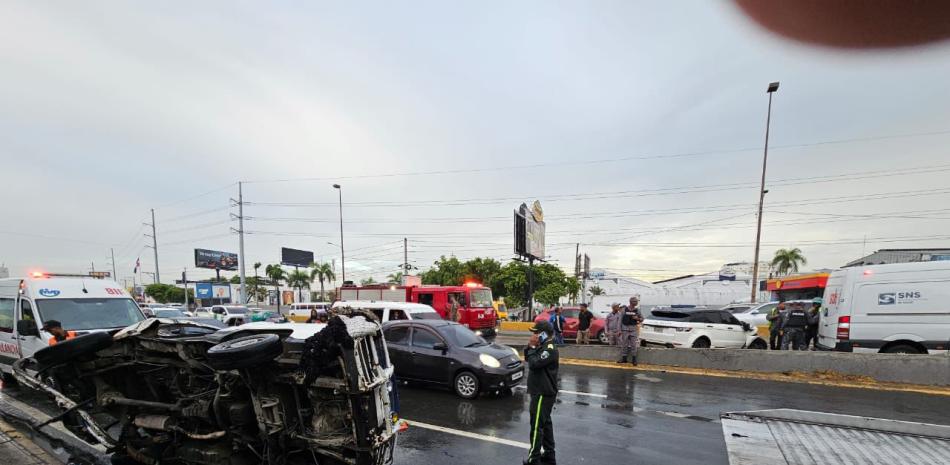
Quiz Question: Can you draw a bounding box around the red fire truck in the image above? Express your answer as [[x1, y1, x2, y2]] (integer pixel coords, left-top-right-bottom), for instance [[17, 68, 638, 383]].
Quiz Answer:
[[338, 283, 498, 337]]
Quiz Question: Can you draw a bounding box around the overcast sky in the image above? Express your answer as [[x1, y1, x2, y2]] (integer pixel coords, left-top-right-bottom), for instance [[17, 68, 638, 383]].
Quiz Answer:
[[3, 1, 950, 285]]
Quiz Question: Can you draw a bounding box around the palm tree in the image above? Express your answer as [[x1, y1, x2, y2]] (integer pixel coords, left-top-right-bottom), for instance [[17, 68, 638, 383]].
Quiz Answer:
[[265, 264, 287, 312], [310, 262, 335, 301], [287, 269, 312, 303], [590, 285, 604, 296], [771, 248, 807, 276], [252, 262, 262, 305], [387, 271, 404, 284], [361, 277, 377, 285]]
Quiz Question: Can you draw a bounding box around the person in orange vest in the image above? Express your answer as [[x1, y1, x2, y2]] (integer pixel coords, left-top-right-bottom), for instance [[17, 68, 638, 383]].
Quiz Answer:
[[43, 320, 77, 345]]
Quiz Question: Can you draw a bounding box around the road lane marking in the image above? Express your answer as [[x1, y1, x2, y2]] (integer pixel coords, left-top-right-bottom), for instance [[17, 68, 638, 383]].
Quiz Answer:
[[513, 386, 608, 399], [558, 389, 608, 399], [404, 419, 529, 449]]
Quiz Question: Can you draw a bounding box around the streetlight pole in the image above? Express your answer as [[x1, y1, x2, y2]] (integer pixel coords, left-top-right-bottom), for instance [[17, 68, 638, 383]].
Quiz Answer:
[[751, 81, 780, 303], [333, 184, 345, 283]]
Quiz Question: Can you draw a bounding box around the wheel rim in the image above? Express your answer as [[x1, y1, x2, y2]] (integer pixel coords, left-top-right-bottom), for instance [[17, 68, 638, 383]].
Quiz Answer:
[[598, 332, 607, 344], [457, 374, 477, 397]]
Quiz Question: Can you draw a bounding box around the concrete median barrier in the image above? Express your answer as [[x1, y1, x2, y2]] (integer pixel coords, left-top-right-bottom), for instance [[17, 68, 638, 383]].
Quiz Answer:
[[548, 345, 950, 387]]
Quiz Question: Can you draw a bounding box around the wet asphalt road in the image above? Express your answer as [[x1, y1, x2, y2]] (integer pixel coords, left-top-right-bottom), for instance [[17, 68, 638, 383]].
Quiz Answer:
[[393, 364, 950, 465], [3, 365, 949, 465]]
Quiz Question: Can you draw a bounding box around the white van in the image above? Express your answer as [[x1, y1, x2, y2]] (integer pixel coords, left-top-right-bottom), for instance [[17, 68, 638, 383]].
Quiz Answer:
[[331, 300, 441, 323], [288, 302, 331, 322], [0, 275, 147, 378], [817, 261, 950, 354]]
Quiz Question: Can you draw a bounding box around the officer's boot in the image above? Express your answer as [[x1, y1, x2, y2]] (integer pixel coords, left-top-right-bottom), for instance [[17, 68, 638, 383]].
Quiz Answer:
[[617, 355, 627, 363], [631, 356, 638, 366]]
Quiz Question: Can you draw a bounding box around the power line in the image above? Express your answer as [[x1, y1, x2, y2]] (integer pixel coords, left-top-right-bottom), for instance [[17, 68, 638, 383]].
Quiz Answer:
[[241, 129, 950, 184]]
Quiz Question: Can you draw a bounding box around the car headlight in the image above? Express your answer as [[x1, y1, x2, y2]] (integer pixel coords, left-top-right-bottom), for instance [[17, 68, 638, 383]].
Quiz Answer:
[[510, 347, 520, 358], [474, 330, 483, 337], [479, 353, 501, 368]]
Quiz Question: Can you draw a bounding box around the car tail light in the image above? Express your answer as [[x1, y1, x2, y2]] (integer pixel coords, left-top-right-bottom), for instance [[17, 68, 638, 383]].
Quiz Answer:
[[674, 327, 692, 332], [836, 316, 851, 340]]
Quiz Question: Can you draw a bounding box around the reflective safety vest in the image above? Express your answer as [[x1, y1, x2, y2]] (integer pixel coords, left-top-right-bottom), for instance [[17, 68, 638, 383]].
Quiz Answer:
[[48, 331, 78, 346]]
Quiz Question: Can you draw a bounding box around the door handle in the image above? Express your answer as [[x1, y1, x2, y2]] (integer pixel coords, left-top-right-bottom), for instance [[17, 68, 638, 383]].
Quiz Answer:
[[706, 325, 714, 328]]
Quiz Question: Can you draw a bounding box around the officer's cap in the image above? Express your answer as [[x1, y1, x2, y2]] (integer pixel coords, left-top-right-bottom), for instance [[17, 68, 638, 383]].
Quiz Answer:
[[530, 320, 554, 335]]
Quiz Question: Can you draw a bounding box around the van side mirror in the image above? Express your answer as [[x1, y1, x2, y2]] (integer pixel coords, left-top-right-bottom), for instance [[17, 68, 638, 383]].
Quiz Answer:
[[432, 342, 448, 352], [17, 320, 40, 337]]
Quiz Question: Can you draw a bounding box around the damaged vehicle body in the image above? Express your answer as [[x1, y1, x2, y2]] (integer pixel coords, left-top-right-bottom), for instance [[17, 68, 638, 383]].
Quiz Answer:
[[13, 310, 396, 465]]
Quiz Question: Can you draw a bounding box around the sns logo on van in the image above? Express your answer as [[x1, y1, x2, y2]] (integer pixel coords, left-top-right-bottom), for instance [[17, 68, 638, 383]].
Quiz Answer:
[[878, 292, 921, 305], [38, 288, 60, 297]]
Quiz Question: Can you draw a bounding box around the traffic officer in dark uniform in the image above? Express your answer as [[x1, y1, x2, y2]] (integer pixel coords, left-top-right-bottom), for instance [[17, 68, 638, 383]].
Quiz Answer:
[[524, 320, 559, 465]]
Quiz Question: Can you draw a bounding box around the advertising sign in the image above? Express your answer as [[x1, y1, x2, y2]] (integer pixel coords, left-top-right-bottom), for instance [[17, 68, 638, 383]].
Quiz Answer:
[[281, 247, 314, 267], [514, 202, 546, 260], [194, 248, 239, 271], [196, 283, 213, 299], [212, 284, 231, 299]]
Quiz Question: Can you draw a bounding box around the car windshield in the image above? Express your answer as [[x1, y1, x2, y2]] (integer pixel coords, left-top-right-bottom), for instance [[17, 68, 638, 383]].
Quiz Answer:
[[438, 323, 487, 347], [559, 308, 580, 318], [725, 306, 752, 314], [411, 312, 442, 320], [225, 306, 249, 314], [36, 298, 145, 331], [154, 309, 187, 318], [469, 289, 493, 308]]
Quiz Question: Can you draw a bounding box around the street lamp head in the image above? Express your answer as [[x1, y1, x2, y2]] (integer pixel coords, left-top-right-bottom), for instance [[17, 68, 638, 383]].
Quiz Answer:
[[767, 82, 780, 93], [332, 184, 341, 189]]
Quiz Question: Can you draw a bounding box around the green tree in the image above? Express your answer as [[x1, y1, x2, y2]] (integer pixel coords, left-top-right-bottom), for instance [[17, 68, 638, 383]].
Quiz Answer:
[[287, 270, 311, 302], [771, 248, 807, 275], [144, 283, 193, 303], [252, 262, 263, 304], [229, 275, 241, 284], [590, 285, 604, 296], [361, 277, 377, 285], [420, 256, 465, 285], [386, 271, 404, 284], [490, 261, 575, 308], [265, 264, 287, 310], [310, 262, 336, 301], [462, 257, 502, 286]]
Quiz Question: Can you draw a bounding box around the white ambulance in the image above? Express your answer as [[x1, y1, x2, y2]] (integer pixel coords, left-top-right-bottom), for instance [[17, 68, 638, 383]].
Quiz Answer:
[[0, 273, 147, 380]]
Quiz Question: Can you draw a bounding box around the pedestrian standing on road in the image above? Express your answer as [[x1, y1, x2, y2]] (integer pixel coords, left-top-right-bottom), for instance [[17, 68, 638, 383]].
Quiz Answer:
[[780, 302, 809, 350], [548, 307, 566, 346], [605, 303, 622, 346], [804, 298, 822, 350], [767, 302, 786, 350], [618, 296, 643, 365], [524, 320, 559, 465], [305, 309, 321, 323], [576, 303, 593, 344]]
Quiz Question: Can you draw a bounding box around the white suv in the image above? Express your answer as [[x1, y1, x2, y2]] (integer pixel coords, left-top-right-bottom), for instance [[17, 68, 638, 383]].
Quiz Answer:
[[641, 308, 767, 349], [210, 305, 249, 326], [331, 301, 441, 323]]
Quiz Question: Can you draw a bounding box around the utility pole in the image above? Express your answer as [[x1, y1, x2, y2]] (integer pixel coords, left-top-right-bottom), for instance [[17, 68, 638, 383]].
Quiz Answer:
[[403, 237, 409, 276], [110, 248, 117, 280], [182, 269, 188, 309], [237, 182, 247, 304], [91, 261, 95, 273], [145, 209, 160, 283], [751, 81, 779, 303]]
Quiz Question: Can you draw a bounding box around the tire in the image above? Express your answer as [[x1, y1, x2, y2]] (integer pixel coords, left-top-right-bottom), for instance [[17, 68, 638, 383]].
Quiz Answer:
[[691, 337, 711, 349], [206, 334, 283, 370], [882, 344, 923, 354], [453, 371, 480, 399], [34, 332, 113, 368], [597, 330, 608, 345], [747, 338, 768, 350]]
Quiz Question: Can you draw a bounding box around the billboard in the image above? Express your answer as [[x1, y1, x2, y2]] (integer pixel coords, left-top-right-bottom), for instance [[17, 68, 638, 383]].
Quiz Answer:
[[194, 248, 238, 271], [281, 247, 314, 267], [514, 201, 546, 260], [195, 283, 232, 300]]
